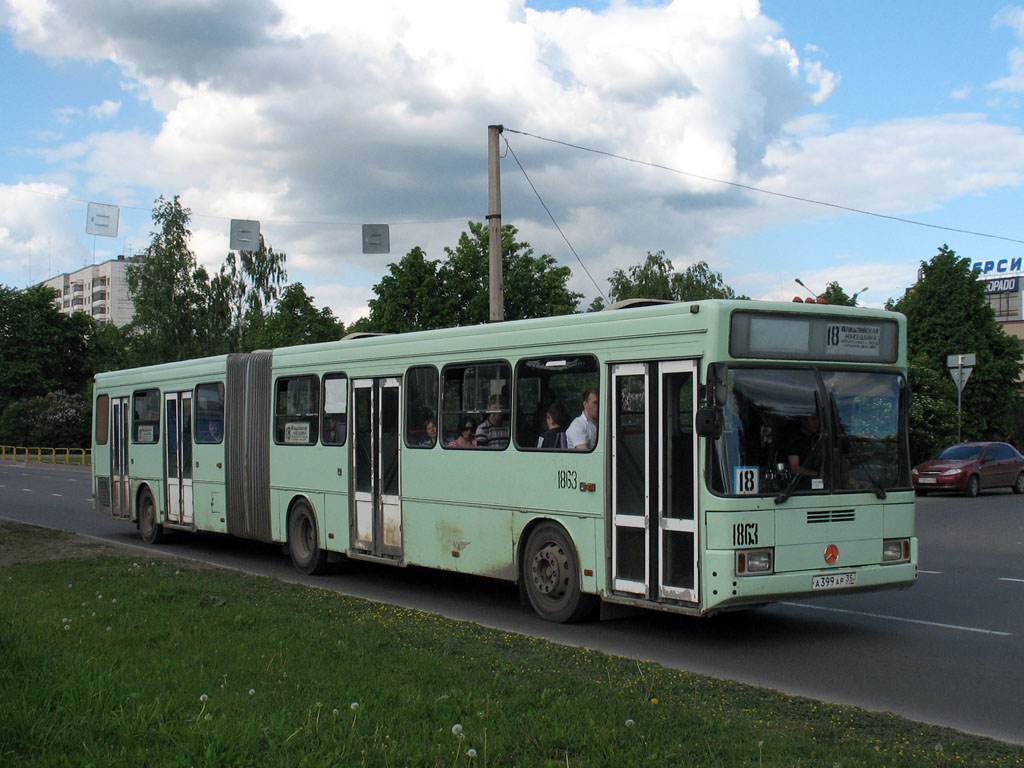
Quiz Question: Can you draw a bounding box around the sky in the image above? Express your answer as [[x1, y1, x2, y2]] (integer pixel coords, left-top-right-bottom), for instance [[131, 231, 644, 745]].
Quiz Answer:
[[2, 0, 1024, 323]]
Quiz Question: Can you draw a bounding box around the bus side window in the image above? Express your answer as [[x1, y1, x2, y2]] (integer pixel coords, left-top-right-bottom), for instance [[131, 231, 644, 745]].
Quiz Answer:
[[514, 355, 599, 451], [95, 394, 109, 445], [405, 366, 439, 448], [195, 382, 224, 444], [132, 389, 160, 443], [441, 361, 509, 449], [274, 375, 319, 445], [322, 373, 348, 445]]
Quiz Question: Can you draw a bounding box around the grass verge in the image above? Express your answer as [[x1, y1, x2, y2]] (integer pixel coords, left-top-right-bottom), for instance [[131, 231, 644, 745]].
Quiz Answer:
[[1, 520, 1021, 767]]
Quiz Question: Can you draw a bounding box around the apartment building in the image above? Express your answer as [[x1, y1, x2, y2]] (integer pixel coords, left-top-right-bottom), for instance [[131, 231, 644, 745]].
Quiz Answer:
[[40, 256, 135, 327]]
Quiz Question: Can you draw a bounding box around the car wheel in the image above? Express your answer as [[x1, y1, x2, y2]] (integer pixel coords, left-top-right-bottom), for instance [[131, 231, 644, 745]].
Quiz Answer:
[[1013, 472, 1024, 495], [965, 475, 980, 498]]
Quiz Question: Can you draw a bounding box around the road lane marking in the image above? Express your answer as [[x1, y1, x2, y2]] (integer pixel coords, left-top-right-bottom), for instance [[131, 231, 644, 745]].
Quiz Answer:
[[919, 570, 942, 574], [781, 602, 1012, 637], [998, 578, 1024, 584], [51, 493, 63, 497]]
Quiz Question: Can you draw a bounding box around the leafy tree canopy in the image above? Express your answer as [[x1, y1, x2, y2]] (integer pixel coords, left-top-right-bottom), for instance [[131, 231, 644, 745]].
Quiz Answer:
[[248, 283, 344, 349], [890, 245, 1023, 453], [354, 222, 582, 333], [589, 251, 745, 310], [0, 284, 94, 414]]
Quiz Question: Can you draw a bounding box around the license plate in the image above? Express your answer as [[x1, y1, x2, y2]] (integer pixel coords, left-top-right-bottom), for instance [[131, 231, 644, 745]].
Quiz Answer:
[[812, 572, 856, 590], [919, 477, 937, 484]]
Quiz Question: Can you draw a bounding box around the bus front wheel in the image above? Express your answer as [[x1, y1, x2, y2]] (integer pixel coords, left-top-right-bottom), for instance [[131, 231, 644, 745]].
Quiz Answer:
[[138, 489, 165, 545], [287, 500, 330, 575], [523, 522, 597, 623]]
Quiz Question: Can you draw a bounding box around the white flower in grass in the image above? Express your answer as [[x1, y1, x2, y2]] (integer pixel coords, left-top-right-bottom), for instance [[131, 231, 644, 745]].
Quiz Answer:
[[350, 702, 359, 710], [466, 749, 477, 758], [452, 724, 464, 739], [249, 688, 256, 696], [204, 713, 212, 721], [332, 709, 339, 716], [625, 719, 635, 728], [200, 694, 208, 702]]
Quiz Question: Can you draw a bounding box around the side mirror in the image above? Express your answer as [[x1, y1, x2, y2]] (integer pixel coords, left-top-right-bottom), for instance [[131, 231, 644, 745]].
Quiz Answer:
[[707, 362, 728, 406], [695, 407, 723, 439]]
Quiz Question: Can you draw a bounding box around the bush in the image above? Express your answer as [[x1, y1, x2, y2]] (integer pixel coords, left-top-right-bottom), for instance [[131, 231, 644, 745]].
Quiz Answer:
[[0, 390, 90, 448]]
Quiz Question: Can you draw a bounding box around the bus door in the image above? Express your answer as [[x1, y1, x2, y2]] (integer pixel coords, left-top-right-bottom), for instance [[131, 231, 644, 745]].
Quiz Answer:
[[110, 396, 131, 520], [164, 391, 194, 526], [611, 361, 698, 604], [351, 377, 403, 559]]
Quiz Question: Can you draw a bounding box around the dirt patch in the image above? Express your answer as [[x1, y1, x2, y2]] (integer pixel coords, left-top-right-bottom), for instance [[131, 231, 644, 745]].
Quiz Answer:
[[0, 519, 125, 567]]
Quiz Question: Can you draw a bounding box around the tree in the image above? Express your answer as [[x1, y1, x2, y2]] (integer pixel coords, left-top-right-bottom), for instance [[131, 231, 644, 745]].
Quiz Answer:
[[590, 251, 744, 310], [214, 235, 288, 351], [250, 283, 344, 349], [0, 390, 90, 449], [356, 222, 582, 332], [126, 196, 217, 365], [891, 245, 1023, 453], [809, 282, 869, 307], [0, 284, 93, 415]]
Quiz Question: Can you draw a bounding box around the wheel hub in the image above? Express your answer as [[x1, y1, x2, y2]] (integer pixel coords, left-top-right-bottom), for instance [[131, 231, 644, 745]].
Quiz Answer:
[[531, 543, 566, 598]]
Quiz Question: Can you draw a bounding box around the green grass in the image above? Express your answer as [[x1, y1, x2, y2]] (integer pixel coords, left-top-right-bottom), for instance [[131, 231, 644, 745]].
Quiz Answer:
[[1, 522, 1021, 767]]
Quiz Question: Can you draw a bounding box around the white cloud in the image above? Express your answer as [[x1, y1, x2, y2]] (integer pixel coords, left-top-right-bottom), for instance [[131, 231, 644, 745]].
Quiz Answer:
[[2, 0, 1023, 313], [88, 99, 121, 119]]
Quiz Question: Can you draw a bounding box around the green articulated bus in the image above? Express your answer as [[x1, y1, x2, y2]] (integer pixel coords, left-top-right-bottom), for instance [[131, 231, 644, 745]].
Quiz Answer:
[[92, 300, 917, 622]]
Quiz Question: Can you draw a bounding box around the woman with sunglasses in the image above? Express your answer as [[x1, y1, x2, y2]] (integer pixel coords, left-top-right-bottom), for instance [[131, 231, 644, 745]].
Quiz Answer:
[[447, 418, 478, 448]]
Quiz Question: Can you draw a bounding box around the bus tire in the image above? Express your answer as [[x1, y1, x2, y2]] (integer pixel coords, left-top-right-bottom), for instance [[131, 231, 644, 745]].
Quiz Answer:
[[287, 499, 330, 575], [138, 488, 165, 545], [523, 522, 597, 623]]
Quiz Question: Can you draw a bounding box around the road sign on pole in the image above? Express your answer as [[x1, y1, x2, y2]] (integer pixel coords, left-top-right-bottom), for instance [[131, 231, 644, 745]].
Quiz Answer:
[[947, 353, 976, 442]]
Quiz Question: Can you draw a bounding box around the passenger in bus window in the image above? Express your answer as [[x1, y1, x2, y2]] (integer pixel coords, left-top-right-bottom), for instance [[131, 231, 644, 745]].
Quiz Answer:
[[475, 397, 509, 449], [566, 388, 598, 451], [448, 418, 477, 448], [205, 419, 223, 442], [420, 418, 438, 447], [537, 402, 568, 449], [786, 413, 823, 485]]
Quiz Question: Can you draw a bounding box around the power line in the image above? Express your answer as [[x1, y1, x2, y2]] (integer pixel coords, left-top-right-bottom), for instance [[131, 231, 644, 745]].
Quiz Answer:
[[503, 127, 1024, 247], [501, 134, 606, 300]]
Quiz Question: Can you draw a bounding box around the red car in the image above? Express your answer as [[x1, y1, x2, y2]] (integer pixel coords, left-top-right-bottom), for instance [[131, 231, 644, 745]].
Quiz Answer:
[[912, 442, 1024, 496]]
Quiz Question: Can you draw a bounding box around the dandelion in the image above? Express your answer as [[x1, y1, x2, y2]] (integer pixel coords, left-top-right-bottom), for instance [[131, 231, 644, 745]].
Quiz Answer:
[[625, 719, 635, 728], [650, 697, 659, 704], [452, 724, 463, 737], [106, 626, 112, 632], [200, 694, 208, 702], [466, 749, 477, 758], [249, 688, 256, 696], [63, 624, 70, 631], [935, 743, 943, 754], [204, 713, 212, 721], [332, 709, 339, 716], [350, 702, 359, 710]]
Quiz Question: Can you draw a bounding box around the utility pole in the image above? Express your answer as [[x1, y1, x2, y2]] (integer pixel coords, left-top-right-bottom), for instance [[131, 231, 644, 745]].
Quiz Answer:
[[487, 125, 504, 322]]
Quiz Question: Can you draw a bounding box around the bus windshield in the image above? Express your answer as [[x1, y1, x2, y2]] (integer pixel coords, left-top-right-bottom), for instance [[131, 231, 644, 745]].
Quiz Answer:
[[710, 368, 910, 498]]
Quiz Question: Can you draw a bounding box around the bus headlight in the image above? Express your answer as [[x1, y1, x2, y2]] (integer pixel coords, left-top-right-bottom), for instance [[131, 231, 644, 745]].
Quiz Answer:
[[882, 538, 910, 563], [736, 548, 774, 575]]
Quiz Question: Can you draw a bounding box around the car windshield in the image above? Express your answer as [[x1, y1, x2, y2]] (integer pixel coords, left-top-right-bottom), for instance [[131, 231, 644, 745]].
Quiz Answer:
[[709, 367, 911, 498], [938, 445, 983, 461]]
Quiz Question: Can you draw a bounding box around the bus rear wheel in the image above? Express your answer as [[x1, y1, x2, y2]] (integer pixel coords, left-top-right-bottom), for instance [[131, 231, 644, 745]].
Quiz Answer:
[[138, 489, 165, 545], [287, 500, 330, 575], [523, 523, 597, 623]]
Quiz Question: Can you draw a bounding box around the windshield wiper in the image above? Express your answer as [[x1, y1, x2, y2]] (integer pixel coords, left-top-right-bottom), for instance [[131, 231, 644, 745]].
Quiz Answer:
[[846, 450, 887, 499], [774, 433, 824, 505]]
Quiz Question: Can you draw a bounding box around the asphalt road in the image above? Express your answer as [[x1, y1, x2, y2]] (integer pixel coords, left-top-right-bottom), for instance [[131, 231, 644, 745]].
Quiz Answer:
[[2, 461, 1022, 744]]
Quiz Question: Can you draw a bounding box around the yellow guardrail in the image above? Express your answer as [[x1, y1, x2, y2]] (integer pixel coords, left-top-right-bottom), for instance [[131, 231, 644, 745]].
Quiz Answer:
[[0, 446, 91, 465]]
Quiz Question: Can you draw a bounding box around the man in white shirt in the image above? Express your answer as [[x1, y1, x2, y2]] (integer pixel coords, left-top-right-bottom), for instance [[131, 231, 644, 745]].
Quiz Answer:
[[566, 388, 598, 451]]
